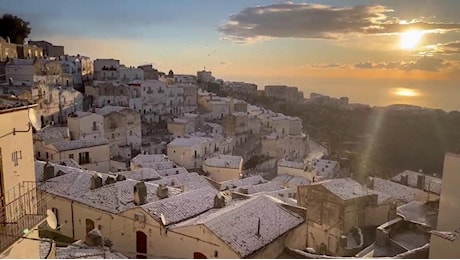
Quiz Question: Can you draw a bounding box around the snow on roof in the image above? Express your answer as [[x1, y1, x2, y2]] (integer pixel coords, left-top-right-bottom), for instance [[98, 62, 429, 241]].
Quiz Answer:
[[239, 182, 284, 194], [372, 177, 424, 203], [53, 240, 128, 259], [204, 155, 242, 169], [278, 159, 305, 169], [273, 174, 311, 187], [156, 167, 189, 177], [95, 105, 127, 116], [131, 154, 169, 166], [220, 176, 267, 190], [168, 136, 214, 148], [317, 178, 387, 202], [231, 112, 247, 117], [50, 138, 109, 152], [172, 117, 190, 124], [150, 172, 214, 191], [34, 126, 70, 141], [172, 195, 304, 257], [117, 168, 161, 181], [391, 170, 442, 195], [254, 188, 298, 206], [142, 187, 218, 226], [68, 111, 95, 119], [78, 179, 180, 214]]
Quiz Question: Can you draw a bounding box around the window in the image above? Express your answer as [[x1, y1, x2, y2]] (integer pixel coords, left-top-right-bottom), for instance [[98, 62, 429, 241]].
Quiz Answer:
[[37, 151, 41, 158], [86, 219, 95, 235], [79, 152, 90, 164], [69, 154, 74, 159], [93, 121, 98, 131], [112, 133, 115, 139], [130, 130, 132, 136]]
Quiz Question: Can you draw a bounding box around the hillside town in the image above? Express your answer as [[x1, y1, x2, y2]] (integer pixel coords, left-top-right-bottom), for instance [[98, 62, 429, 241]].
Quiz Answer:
[[1, 37, 460, 259]]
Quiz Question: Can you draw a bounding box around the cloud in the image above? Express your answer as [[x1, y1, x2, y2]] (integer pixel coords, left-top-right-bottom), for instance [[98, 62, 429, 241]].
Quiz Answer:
[[353, 56, 455, 72], [423, 41, 460, 54], [311, 63, 344, 68], [218, 3, 460, 43]]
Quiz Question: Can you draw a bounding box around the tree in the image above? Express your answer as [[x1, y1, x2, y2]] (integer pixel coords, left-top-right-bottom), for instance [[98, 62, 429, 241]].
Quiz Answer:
[[0, 14, 31, 44]]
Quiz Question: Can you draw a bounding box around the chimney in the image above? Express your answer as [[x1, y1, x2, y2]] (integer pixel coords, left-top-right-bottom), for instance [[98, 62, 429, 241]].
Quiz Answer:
[[417, 174, 426, 190], [401, 174, 408, 186], [256, 218, 261, 237], [214, 193, 226, 208], [238, 187, 249, 194], [105, 176, 117, 185], [43, 163, 55, 180], [156, 184, 169, 199], [90, 174, 103, 190], [367, 177, 375, 189], [134, 182, 147, 205], [116, 174, 126, 181]]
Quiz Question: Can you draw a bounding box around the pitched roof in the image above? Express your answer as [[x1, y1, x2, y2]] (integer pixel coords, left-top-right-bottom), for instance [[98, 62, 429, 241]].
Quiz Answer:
[[239, 182, 284, 194], [173, 195, 304, 257], [391, 170, 442, 195], [372, 177, 424, 203], [50, 138, 109, 152], [316, 178, 391, 204], [95, 105, 127, 116], [220, 176, 266, 190], [204, 155, 243, 169], [142, 187, 218, 226], [117, 168, 161, 182], [431, 228, 460, 241], [150, 172, 214, 191], [34, 126, 70, 142]]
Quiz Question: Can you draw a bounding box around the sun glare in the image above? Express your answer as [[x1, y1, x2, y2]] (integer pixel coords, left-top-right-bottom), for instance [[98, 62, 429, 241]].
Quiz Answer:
[[393, 88, 419, 97], [400, 30, 425, 50]]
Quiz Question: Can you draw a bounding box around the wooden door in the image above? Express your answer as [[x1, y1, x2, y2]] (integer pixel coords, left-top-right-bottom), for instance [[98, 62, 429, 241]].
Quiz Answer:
[[136, 231, 147, 259]]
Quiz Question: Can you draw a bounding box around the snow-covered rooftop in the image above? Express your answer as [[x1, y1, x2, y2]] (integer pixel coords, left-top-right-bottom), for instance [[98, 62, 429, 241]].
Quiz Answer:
[[34, 126, 70, 142], [372, 177, 424, 203], [117, 168, 161, 181], [142, 187, 218, 226], [220, 176, 267, 190], [317, 178, 391, 204], [130, 154, 169, 166], [95, 105, 127, 116], [397, 201, 438, 228], [204, 155, 243, 169], [167, 136, 214, 148], [278, 159, 305, 169], [150, 172, 215, 191], [79, 179, 180, 213], [172, 195, 304, 257], [68, 111, 95, 119], [391, 170, 442, 195], [254, 188, 298, 206], [239, 182, 284, 194], [272, 174, 311, 187], [50, 138, 109, 152], [52, 240, 128, 259]]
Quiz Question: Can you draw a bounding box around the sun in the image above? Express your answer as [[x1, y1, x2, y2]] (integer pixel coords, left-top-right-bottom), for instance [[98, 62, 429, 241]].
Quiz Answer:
[[393, 88, 419, 97], [400, 30, 425, 50]]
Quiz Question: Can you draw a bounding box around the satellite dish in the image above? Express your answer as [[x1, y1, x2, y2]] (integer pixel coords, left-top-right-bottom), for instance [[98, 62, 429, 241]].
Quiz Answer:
[[160, 213, 166, 226], [46, 209, 58, 229], [28, 108, 42, 131]]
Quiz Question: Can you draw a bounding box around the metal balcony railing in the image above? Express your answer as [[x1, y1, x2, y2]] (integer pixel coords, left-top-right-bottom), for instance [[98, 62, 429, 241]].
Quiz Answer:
[[0, 182, 47, 252]]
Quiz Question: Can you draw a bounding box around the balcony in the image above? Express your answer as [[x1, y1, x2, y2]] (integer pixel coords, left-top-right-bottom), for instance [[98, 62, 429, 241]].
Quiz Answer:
[[0, 182, 47, 252]]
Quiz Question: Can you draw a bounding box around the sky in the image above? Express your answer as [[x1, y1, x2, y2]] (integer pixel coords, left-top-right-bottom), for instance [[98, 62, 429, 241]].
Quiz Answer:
[[2, 0, 460, 111]]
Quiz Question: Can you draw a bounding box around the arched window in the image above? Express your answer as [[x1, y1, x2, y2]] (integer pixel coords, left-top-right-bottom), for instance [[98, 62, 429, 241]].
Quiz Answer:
[[193, 252, 207, 259]]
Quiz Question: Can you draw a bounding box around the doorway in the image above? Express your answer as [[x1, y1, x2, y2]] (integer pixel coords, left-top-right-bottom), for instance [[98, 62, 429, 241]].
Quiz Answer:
[[193, 252, 207, 259], [85, 218, 94, 234], [136, 231, 147, 259]]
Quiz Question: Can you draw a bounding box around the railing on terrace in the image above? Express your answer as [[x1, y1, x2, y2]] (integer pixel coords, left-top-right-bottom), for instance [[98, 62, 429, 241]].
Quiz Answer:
[[0, 181, 48, 252]]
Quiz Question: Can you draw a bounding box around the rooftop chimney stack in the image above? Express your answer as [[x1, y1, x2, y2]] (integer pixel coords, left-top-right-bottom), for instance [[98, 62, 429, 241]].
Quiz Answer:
[[105, 176, 117, 185], [134, 182, 147, 205], [156, 184, 169, 199], [214, 193, 226, 208], [401, 174, 409, 186], [43, 163, 55, 181], [417, 174, 426, 190], [90, 174, 103, 190]]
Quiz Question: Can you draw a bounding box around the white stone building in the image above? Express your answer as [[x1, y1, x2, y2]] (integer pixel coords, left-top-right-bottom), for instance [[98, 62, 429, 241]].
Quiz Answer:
[[119, 65, 144, 82], [93, 59, 120, 81], [202, 155, 243, 182], [167, 136, 221, 169], [96, 106, 142, 160], [67, 111, 104, 140]]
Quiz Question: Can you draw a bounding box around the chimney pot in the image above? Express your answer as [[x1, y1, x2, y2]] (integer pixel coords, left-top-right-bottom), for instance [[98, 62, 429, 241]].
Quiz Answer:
[[156, 183, 169, 199], [105, 176, 117, 185], [90, 174, 103, 190], [214, 193, 226, 208], [43, 163, 55, 180], [134, 182, 148, 205]]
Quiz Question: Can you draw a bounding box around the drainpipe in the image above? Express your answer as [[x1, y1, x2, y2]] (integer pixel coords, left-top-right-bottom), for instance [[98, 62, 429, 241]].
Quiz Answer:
[[71, 200, 75, 238]]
